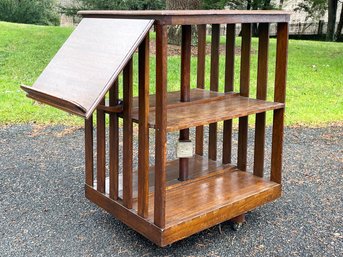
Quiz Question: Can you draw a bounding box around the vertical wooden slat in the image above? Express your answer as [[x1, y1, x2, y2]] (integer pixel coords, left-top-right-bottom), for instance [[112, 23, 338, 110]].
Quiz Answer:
[[271, 22, 288, 184], [85, 115, 94, 186], [179, 25, 192, 181], [96, 99, 106, 193], [138, 34, 150, 217], [254, 23, 270, 178], [109, 80, 119, 200], [237, 23, 251, 171], [123, 58, 133, 209], [154, 24, 167, 228], [195, 24, 206, 156], [208, 24, 220, 161], [222, 24, 235, 164]]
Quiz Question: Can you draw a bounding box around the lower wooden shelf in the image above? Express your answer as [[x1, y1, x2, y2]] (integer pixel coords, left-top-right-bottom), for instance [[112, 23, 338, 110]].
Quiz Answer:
[[90, 155, 281, 246]]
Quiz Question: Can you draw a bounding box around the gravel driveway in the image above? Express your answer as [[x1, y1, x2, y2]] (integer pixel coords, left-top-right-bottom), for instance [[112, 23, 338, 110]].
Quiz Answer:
[[0, 124, 342, 257]]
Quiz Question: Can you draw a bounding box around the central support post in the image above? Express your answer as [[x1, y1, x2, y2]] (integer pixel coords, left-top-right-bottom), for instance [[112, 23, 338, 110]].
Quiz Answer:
[[179, 25, 192, 181]]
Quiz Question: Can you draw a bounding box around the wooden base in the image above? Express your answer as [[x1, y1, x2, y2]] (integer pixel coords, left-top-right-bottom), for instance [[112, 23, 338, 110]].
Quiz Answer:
[[89, 155, 281, 246]]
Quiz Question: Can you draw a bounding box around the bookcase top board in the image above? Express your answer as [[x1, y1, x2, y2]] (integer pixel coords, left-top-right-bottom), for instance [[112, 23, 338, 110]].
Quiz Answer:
[[79, 10, 291, 25], [21, 18, 154, 119]]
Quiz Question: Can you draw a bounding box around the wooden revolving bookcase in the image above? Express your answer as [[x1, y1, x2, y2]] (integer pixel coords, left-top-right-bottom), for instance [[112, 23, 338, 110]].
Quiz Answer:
[[22, 10, 290, 247]]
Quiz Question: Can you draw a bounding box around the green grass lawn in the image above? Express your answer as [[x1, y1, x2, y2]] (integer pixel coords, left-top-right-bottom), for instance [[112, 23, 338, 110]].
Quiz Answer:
[[0, 21, 342, 126]]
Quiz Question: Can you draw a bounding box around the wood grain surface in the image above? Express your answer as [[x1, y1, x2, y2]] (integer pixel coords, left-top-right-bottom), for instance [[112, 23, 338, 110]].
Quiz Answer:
[[22, 18, 153, 118]]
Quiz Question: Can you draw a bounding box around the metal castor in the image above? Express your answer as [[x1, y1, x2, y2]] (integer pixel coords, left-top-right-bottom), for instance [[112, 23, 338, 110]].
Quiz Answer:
[[231, 221, 246, 231], [230, 214, 246, 231]]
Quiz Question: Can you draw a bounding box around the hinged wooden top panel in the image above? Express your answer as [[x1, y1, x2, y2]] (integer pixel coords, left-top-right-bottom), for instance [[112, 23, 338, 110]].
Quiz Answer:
[[22, 18, 154, 119], [78, 10, 290, 25]]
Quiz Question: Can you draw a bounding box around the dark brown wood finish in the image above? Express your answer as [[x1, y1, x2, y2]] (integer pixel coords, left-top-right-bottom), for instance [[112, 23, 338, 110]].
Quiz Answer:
[[21, 19, 153, 119], [237, 23, 251, 171], [109, 80, 119, 200], [271, 23, 288, 184], [130, 93, 284, 132], [195, 24, 206, 156], [96, 99, 106, 193], [79, 10, 290, 25], [154, 24, 168, 228], [85, 185, 163, 246], [123, 59, 134, 209], [24, 11, 290, 247], [222, 24, 236, 165], [254, 23, 270, 178], [179, 25, 192, 181], [138, 35, 150, 217], [208, 24, 220, 161], [85, 115, 94, 186]]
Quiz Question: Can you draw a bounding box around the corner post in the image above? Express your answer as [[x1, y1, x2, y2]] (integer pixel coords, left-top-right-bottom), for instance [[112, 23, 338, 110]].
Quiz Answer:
[[154, 24, 168, 228], [271, 22, 288, 184]]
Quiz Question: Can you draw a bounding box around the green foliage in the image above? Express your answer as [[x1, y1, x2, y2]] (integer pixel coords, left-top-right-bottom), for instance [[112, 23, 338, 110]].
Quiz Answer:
[[202, 0, 227, 9], [61, 0, 165, 16], [0, 0, 60, 25], [224, 0, 275, 10], [294, 0, 327, 21]]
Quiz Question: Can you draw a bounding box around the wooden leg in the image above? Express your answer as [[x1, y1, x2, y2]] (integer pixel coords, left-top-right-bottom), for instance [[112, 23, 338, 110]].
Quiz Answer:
[[154, 24, 168, 228], [96, 100, 106, 193], [138, 35, 150, 217], [85, 115, 94, 187], [123, 59, 133, 209], [271, 22, 288, 184], [109, 81, 119, 200]]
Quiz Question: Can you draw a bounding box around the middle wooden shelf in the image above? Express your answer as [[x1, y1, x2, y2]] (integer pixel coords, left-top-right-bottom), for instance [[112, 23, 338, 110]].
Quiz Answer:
[[123, 88, 285, 132]]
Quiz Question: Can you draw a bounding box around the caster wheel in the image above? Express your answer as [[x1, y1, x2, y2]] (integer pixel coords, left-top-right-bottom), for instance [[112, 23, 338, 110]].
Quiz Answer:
[[231, 221, 246, 231]]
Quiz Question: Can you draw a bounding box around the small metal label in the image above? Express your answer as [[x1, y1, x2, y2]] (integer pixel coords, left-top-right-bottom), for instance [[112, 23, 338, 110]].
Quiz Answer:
[[176, 140, 193, 158]]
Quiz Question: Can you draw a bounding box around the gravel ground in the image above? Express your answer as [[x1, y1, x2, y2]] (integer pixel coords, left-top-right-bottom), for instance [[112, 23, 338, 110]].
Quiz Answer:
[[0, 124, 342, 257]]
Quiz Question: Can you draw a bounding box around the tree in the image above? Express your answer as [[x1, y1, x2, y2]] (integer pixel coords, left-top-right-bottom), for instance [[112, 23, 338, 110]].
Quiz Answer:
[[327, 0, 338, 41], [0, 0, 59, 25], [165, 0, 202, 45], [295, 0, 327, 21], [335, 3, 343, 40], [61, 0, 165, 16]]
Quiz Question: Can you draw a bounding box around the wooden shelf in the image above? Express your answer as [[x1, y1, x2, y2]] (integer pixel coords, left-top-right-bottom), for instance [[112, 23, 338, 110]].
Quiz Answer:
[[97, 154, 280, 228], [99, 155, 230, 198], [129, 89, 284, 132], [140, 168, 280, 228], [91, 154, 280, 245]]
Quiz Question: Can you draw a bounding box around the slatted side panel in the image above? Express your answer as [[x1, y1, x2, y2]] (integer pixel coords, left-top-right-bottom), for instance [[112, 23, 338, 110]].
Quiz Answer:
[[237, 23, 251, 171], [222, 24, 235, 165], [109, 80, 119, 200], [271, 22, 288, 184], [154, 24, 168, 228], [254, 23, 270, 178], [195, 24, 206, 156], [138, 35, 150, 218], [179, 25, 192, 181], [123, 58, 133, 209], [208, 24, 220, 161], [97, 98, 106, 193]]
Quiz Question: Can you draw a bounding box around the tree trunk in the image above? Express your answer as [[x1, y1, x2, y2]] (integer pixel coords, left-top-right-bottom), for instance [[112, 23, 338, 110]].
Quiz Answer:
[[166, 0, 201, 45], [334, 3, 343, 41], [326, 0, 338, 41]]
